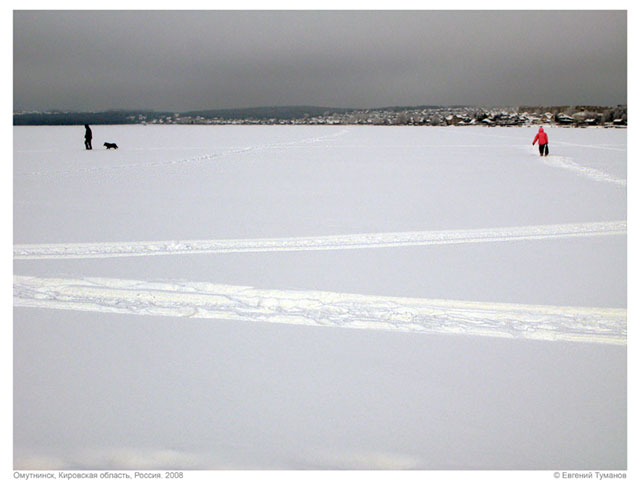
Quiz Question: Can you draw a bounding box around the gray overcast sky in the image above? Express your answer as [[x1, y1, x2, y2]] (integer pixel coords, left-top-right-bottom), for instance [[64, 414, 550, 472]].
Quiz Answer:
[[13, 10, 627, 111]]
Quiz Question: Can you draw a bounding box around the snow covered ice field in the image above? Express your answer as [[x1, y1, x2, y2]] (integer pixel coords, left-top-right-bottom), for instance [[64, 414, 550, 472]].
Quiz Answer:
[[13, 125, 626, 469]]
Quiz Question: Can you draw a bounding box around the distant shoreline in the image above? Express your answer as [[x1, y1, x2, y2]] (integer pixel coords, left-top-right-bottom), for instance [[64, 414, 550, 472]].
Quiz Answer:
[[13, 105, 627, 128], [12, 123, 627, 129]]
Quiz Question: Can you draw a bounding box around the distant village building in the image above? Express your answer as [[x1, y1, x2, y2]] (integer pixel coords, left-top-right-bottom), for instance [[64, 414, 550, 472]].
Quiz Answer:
[[556, 114, 575, 125]]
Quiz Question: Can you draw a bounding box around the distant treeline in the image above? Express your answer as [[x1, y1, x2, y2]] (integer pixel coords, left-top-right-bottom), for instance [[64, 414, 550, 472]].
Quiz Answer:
[[13, 106, 356, 125], [13, 110, 172, 126]]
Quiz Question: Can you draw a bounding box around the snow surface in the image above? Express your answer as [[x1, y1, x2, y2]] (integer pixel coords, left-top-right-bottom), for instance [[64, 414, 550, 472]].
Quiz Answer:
[[13, 125, 626, 469]]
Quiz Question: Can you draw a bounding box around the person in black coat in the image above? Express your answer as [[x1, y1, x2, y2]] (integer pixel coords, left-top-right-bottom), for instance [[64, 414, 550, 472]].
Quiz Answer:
[[84, 124, 93, 150]]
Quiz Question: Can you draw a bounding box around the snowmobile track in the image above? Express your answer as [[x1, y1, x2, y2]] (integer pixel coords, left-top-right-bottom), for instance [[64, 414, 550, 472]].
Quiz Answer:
[[14, 221, 626, 260], [14, 275, 626, 345]]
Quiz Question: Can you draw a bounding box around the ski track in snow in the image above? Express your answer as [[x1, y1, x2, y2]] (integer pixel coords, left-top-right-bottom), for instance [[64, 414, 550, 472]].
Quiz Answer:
[[13, 275, 626, 345], [541, 155, 626, 186], [13, 221, 626, 260], [15, 128, 350, 178]]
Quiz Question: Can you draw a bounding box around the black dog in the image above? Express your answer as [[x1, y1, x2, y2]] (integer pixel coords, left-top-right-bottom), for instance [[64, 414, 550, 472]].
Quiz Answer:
[[104, 142, 118, 150]]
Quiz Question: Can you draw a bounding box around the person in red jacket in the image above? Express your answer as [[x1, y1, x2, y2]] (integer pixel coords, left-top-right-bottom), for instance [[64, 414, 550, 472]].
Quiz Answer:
[[532, 127, 549, 156]]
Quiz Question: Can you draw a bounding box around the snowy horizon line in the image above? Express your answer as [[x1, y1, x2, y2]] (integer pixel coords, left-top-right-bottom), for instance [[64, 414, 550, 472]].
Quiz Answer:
[[13, 102, 628, 115]]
